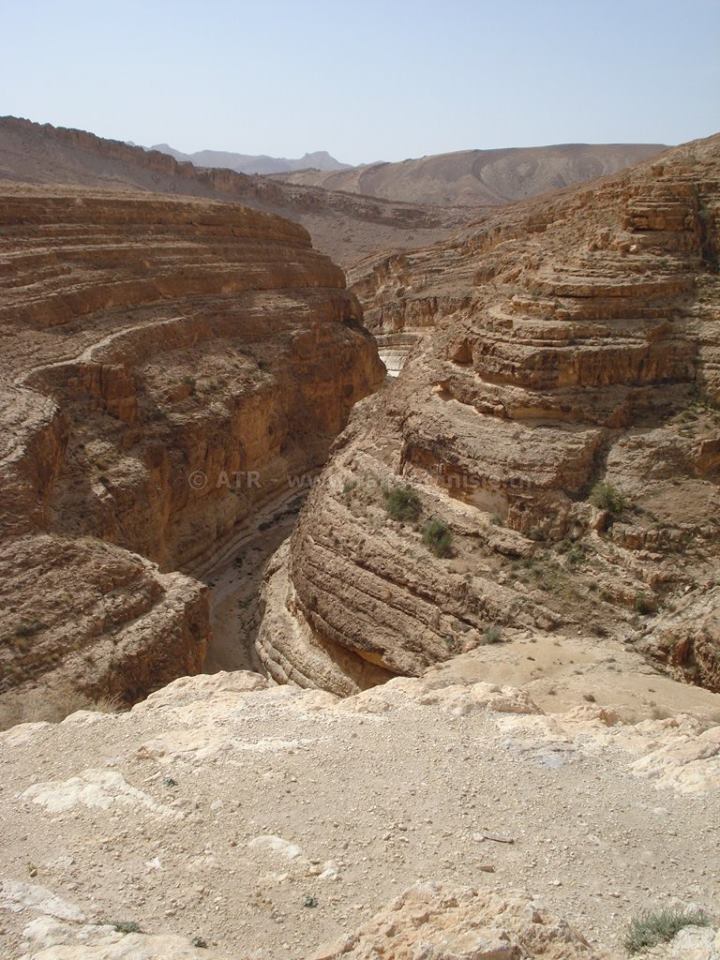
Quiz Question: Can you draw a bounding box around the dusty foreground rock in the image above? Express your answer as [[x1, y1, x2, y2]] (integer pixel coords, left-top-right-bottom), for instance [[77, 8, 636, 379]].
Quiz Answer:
[[1, 671, 719, 959], [0, 185, 383, 717], [259, 133, 720, 695]]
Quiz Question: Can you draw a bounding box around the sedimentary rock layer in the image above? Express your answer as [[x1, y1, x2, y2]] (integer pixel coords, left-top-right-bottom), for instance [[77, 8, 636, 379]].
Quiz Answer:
[[259, 134, 720, 693], [0, 184, 384, 709], [0, 116, 469, 265]]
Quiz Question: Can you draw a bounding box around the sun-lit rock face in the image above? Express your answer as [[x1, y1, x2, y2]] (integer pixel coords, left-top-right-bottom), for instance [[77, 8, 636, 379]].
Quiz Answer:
[[0, 185, 384, 709], [259, 134, 720, 693], [1, 668, 718, 958]]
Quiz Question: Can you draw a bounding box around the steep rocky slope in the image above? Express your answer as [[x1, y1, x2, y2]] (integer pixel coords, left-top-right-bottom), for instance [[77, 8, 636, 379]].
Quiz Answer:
[[257, 134, 720, 696], [1, 669, 718, 959], [273, 143, 666, 206], [0, 183, 384, 718], [0, 117, 468, 266]]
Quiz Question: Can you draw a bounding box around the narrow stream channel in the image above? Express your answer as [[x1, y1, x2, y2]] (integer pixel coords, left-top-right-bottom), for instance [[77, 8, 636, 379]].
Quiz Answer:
[[201, 497, 306, 674]]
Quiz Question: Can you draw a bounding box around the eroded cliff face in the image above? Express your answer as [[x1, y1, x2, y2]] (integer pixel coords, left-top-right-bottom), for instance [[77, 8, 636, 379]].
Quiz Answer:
[[0, 184, 384, 714], [0, 116, 470, 266], [258, 134, 720, 694]]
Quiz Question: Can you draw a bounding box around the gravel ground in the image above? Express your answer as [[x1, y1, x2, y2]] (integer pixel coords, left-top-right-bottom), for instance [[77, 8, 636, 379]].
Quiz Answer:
[[1, 674, 718, 959]]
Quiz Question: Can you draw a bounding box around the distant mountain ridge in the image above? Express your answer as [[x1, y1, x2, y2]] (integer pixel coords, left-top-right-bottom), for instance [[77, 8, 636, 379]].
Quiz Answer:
[[150, 143, 351, 175], [269, 142, 669, 206]]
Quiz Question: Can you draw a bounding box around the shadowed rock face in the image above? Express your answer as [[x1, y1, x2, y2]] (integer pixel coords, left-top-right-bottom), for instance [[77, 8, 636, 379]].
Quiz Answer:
[[0, 184, 384, 710], [258, 134, 720, 694]]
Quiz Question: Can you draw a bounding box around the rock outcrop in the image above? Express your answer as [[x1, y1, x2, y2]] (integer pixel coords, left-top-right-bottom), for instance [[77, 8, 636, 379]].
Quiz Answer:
[[1, 669, 718, 959], [0, 183, 383, 714], [258, 134, 720, 693], [313, 883, 610, 959]]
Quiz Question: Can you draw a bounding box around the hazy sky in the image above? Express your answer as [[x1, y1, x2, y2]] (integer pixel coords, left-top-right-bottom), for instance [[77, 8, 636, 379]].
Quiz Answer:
[[2, 0, 719, 164]]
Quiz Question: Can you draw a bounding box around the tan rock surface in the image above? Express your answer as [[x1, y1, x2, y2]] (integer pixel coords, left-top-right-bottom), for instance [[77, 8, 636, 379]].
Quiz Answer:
[[259, 134, 720, 694], [1, 671, 718, 959], [0, 184, 383, 714], [312, 882, 610, 959]]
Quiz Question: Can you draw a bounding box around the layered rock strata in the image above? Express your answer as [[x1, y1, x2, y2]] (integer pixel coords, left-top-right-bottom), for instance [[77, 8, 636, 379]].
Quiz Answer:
[[259, 134, 720, 693], [0, 185, 383, 711], [0, 116, 470, 266]]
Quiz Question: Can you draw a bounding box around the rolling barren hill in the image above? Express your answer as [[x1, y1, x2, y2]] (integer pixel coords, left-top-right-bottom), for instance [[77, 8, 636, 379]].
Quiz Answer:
[[272, 142, 668, 206], [0, 116, 468, 265]]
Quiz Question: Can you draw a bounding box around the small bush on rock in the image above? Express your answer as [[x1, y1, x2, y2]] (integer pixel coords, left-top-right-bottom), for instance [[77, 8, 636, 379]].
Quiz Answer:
[[384, 484, 421, 522], [589, 481, 628, 515], [483, 624, 503, 644], [422, 518, 453, 557], [634, 592, 657, 616], [624, 907, 709, 954]]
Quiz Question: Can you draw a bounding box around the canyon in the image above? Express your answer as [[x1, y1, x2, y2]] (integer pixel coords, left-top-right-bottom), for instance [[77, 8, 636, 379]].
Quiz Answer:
[[0, 120, 719, 960], [0, 182, 383, 723], [258, 133, 720, 700]]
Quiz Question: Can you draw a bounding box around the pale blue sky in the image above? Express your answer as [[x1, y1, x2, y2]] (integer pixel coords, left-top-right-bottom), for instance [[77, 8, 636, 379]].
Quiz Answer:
[[2, 0, 719, 164]]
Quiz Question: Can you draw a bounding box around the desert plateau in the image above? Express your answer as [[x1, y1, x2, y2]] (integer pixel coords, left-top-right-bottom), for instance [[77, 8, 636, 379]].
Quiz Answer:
[[1, 2, 719, 958]]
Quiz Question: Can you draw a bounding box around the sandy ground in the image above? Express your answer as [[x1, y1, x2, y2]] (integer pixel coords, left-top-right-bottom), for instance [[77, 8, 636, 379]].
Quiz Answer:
[[429, 631, 720, 725]]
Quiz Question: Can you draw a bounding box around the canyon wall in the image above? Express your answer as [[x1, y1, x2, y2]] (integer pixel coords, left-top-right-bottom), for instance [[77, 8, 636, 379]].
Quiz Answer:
[[0, 116, 469, 266], [258, 134, 720, 694], [0, 184, 384, 714]]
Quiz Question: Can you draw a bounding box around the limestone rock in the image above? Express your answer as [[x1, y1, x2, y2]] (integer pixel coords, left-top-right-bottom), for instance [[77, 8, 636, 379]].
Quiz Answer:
[[0, 116, 467, 267], [0, 184, 383, 712], [1, 669, 718, 958], [18, 916, 232, 959], [312, 882, 611, 959], [260, 134, 720, 693]]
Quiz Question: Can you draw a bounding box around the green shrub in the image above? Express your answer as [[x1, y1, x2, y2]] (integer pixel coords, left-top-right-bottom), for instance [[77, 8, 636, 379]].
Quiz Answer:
[[383, 484, 421, 522], [589, 481, 628, 515], [565, 543, 586, 568], [112, 921, 142, 935], [14, 620, 44, 639], [634, 592, 657, 616], [422, 518, 453, 557], [483, 624, 502, 644], [624, 908, 709, 954]]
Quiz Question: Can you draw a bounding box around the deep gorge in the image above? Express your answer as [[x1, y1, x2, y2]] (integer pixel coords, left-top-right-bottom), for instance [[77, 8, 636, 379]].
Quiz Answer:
[[0, 186, 384, 723]]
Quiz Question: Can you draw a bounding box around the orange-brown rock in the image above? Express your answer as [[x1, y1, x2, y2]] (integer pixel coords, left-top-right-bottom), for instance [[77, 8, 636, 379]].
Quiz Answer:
[[0, 183, 384, 713], [258, 134, 720, 694]]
